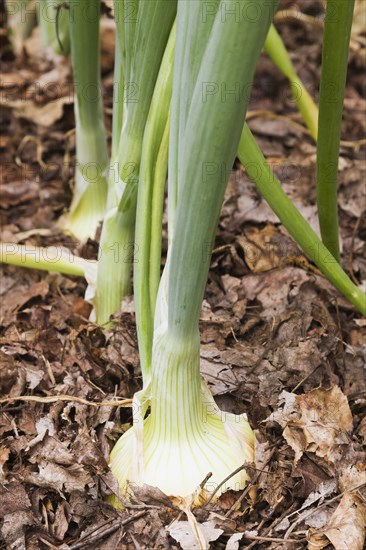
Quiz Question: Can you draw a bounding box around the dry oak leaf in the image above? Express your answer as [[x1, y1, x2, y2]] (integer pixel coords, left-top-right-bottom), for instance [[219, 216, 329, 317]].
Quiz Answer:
[[339, 465, 366, 492], [168, 520, 223, 550], [307, 492, 366, 550], [268, 386, 353, 465]]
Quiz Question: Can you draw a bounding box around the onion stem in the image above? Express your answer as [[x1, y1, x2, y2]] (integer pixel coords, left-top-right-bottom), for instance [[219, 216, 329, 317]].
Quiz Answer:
[[238, 124, 366, 316], [60, 0, 108, 241], [316, 0, 355, 262], [5, 0, 37, 53], [134, 23, 175, 381], [96, 0, 176, 325], [264, 24, 318, 141], [0, 243, 90, 277]]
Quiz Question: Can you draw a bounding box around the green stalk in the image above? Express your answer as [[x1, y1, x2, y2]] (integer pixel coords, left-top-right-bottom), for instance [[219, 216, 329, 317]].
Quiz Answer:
[[111, 0, 125, 160], [167, 1, 278, 337], [92, 1, 127, 325], [5, 0, 37, 53], [0, 243, 92, 277], [95, 209, 135, 326], [96, 0, 177, 325], [134, 22, 175, 382], [316, 0, 355, 262], [37, 0, 70, 55], [168, 0, 220, 240], [264, 24, 318, 140], [110, 0, 279, 503], [238, 124, 366, 316], [60, 0, 108, 242]]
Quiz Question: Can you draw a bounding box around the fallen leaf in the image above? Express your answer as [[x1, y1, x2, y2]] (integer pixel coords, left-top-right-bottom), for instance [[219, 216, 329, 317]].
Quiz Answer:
[[4, 95, 73, 126], [237, 224, 281, 272], [301, 480, 337, 529], [0, 179, 39, 208], [25, 367, 44, 390], [241, 267, 310, 320], [0, 481, 31, 515], [50, 501, 70, 541], [0, 447, 10, 480], [292, 454, 333, 500], [226, 532, 244, 549], [25, 461, 93, 493], [29, 434, 75, 466], [0, 279, 49, 326], [249, 116, 302, 138], [339, 464, 366, 493], [268, 386, 353, 465], [254, 431, 288, 507], [0, 510, 34, 548], [168, 520, 223, 550], [307, 492, 366, 550]]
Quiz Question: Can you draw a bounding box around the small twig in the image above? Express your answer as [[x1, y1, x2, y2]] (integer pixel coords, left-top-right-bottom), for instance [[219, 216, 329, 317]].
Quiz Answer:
[[225, 446, 278, 519], [121, 511, 147, 526], [199, 472, 213, 489], [260, 502, 299, 544], [246, 501, 285, 550], [224, 459, 273, 519], [38, 537, 58, 549], [16, 135, 47, 170], [284, 483, 366, 539], [0, 394, 132, 408], [69, 518, 115, 545], [275, 9, 324, 28], [42, 354, 56, 386], [69, 520, 121, 550], [69, 512, 147, 550], [291, 363, 322, 393], [243, 534, 305, 544], [204, 464, 248, 506], [224, 478, 255, 518], [332, 296, 347, 372]]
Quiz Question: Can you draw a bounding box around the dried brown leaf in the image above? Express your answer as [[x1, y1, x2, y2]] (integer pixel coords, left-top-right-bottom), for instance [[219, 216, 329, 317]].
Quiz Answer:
[[0, 510, 33, 548], [269, 386, 353, 465], [6, 95, 73, 126], [26, 461, 93, 492], [168, 520, 223, 550], [339, 464, 366, 493], [0, 481, 31, 515], [307, 492, 366, 550], [241, 267, 310, 320]]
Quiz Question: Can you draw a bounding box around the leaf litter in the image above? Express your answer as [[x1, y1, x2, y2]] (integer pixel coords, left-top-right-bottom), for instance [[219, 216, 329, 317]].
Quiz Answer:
[[1, 0, 366, 548]]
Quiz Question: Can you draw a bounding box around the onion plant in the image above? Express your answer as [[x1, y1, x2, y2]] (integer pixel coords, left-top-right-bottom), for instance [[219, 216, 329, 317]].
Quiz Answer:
[[0, 243, 91, 277], [316, 0, 355, 262], [59, 0, 109, 242], [237, 125, 366, 316], [37, 0, 70, 55], [5, 0, 37, 53], [1, 0, 364, 326], [264, 24, 318, 140], [1, 2, 365, 503], [109, 0, 278, 501], [133, 23, 176, 380], [95, 0, 177, 325]]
